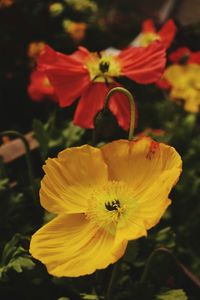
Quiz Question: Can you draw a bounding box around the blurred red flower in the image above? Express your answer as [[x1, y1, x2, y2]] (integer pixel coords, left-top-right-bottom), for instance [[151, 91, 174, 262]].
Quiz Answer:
[[169, 47, 200, 64], [136, 19, 177, 49], [38, 41, 166, 130], [28, 70, 56, 102]]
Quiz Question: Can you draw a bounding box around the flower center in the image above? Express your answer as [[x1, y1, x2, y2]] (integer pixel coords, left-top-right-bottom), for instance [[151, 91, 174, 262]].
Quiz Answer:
[[99, 61, 110, 73], [85, 53, 121, 83], [105, 199, 120, 211], [86, 181, 139, 235]]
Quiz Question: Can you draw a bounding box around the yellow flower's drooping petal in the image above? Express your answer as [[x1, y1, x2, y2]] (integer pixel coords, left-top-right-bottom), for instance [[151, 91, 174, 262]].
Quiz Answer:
[[115, 217, 147, 245], [41, 145, 108, 214], [30, 213, 127, 277], [101, 138, 182, 194]]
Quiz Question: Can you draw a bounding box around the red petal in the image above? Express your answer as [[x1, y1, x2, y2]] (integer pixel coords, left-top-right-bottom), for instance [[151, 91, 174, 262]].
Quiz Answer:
[[38, 45, 85, 70], [70, 46, 91, 62], [142, 19, 156, 33], [158, 19, 177, 49], [118, 41, 166, 84], [73, 83, 109, 129], [37, 45, 90, 107], [189, 52, 200, 64]]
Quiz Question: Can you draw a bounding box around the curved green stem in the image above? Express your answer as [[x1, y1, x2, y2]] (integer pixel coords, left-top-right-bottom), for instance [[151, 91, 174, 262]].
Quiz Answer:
[[0, 130, 37, 201], [140, 248, 167, 284], [104, 87, 136, 140], [140, 247, 200, 285]]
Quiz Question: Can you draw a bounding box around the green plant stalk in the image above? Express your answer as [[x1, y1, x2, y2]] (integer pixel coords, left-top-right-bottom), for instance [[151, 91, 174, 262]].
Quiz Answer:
[[104, 87, 136, 140], [0, 130, 37, 201], [104, 87, 136, 300]]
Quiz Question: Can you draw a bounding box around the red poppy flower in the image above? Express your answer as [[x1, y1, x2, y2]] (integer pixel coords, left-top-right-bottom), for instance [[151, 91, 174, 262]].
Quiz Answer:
[[28, 70, 56, 102], [136, 19, 177, 49], [38, 41, 166, 130], [169, 47, 200, 64]]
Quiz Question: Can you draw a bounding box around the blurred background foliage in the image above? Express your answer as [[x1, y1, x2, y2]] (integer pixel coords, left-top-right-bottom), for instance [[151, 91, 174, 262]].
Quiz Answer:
[[0, 0, 200, 299]]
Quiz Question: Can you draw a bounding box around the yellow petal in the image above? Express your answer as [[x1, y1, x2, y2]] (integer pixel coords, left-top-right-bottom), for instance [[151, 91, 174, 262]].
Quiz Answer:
[[101, 138, 182, 194], [127, 169, 179, 231], [41, 145, 108, 214], [30, 213, 127, 277]]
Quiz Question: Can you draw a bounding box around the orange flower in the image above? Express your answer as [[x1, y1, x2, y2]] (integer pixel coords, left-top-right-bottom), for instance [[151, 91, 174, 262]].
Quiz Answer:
[[27, 41, 45, 62], [63, 20, 87, 43], [28, 70, 56, 102]]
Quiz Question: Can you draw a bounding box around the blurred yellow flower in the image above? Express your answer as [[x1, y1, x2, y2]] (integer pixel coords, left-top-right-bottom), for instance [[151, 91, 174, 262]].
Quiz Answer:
[[163, 64, 200, 112], [27, 41, 45, 61], [0, 0, 13, 7], [64, 0, 97, 13], [30, 138, 182, 277], [63, 20, 87, 42], [49, 2, 64, 16]]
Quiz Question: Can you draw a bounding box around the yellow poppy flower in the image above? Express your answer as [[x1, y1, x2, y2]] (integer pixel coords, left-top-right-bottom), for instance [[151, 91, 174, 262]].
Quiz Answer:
[[163, 64, 200, 112], [30, 137, 182, 277]]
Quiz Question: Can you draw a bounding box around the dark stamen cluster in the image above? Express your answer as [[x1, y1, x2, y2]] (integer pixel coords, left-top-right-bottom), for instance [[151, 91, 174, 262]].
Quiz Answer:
[[99, 61, 110, 73], [105, 199, 120, 211]]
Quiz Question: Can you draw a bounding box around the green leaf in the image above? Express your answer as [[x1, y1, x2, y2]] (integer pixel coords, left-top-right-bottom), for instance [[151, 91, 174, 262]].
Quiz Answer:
[[154, 227, 176, 249], [32, 118, 49, 160], [80, 294, 100, 300], [63, 122, 85, 147], [156, 289, 188, 300], [0, 178, 9, 191], [0, 234, 35, 281]]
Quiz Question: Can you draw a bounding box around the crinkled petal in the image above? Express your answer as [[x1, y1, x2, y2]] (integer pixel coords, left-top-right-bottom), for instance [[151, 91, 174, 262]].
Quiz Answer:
[[41, 145, 108, 214], [38, 45, 90, 107], [30, 214, 127, 277], [70, 46, 91, 62], [129, 168, 179, 232], [101, 137, 182, 194], [73, 82, 108, 129], [116, 218, 147, 244], [117, 41, 166, 84]]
